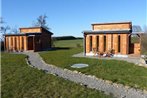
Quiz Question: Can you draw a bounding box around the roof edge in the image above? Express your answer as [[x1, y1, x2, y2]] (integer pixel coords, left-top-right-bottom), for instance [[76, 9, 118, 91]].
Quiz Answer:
[[19, 26, 42, 29], [4, 32, 42, 36], [82, 29, 131, 34], [91, 21, 132, 25], [19, 26, 53, 35]]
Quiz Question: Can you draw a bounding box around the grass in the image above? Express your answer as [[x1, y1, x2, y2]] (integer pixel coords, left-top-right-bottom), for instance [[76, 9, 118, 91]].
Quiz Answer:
[[54, 39, 83, 48], [39, 39, 147, 90], [1, 53, 113, 98]]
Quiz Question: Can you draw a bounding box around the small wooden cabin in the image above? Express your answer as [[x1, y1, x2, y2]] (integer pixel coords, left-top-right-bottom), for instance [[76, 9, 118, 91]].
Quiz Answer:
[[4, 27, 53, 52], [83, 22, 141, 57]]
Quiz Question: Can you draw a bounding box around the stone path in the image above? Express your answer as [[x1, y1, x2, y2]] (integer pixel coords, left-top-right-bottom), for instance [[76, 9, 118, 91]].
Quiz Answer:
[[24, 52, 147, 98]]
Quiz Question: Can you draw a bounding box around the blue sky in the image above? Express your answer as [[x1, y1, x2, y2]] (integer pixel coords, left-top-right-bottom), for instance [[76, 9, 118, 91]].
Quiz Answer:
[[2, 0, 147, 37]]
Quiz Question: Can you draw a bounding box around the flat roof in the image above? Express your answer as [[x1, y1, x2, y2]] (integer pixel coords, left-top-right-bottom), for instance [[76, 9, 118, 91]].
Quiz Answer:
[[83, 29, 131, 34], [19, 26, 53, 35], [4, 32, 42, 36], [91, 21, 132, 25], [19, 26, 42, 29]]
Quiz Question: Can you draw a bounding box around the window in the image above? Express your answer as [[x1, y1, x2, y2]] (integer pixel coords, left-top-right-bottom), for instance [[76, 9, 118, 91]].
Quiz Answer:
[[118, 35, 121, 52], [111, 34, 113, 49], [90, 36, 92, 51], [22, 37, 24, 50], [15, 37, 17, 50], [104, 35, 106, 51], [96, 36, 99, 51]]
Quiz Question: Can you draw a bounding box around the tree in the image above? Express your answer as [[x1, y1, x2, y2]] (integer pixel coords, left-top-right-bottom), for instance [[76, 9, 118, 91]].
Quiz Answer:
[[0, 17, 10, 51], [0, 17, 10, 40], [143, 25, 147, 33], [141, 25, 147, 55], [132, 25, 142, 32], [11, 26, 19, 34], [33, 14, 50, 30]]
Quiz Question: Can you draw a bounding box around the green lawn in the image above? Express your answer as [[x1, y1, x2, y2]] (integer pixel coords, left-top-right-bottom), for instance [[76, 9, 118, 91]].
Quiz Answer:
[[1, 53, 113, 98], [39, 40, 147, 90], [54, 39, 83, 48]]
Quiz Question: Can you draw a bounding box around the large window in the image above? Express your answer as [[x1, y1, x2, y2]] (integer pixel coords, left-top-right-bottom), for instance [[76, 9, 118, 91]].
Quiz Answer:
[[104, 35, 106, 51], [111, 34, 113, 49], [96, 36, 99, 51], [22, 37, 24, 50], [118, 35, 121, 52], [15, 37, 17, 50], [90, 36, 92, 51]]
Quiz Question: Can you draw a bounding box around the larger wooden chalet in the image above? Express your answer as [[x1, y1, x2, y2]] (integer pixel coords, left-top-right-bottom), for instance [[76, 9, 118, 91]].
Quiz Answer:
[[83, 21, 141, 57]]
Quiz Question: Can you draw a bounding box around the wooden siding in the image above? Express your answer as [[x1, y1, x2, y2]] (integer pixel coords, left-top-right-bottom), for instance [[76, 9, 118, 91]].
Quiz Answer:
[[85, 33, 131, 55], [92, 22, 131, 31], [20, 28, 41, 33]]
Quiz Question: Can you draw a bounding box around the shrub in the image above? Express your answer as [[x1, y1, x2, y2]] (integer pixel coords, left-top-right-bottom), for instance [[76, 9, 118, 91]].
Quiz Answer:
[[76, 43, 81, 48], [141, 33, 147, 55]]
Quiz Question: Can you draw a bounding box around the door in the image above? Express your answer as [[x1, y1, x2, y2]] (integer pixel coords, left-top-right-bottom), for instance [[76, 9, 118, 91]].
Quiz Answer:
[[28, 36, 34, 50]]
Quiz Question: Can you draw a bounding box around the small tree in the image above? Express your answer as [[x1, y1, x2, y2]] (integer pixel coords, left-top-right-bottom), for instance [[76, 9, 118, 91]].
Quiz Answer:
[[33, 14, 50, 30], [141, 25, 147, 55], [132, 25, 142, 32], [143, 25, 147, 33], [0, 17, 11, 51], [11, 27, 19, 34], [0, 17, 10, 40]]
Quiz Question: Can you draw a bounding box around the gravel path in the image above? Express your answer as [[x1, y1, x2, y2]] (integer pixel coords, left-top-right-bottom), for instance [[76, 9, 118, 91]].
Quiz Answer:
[[24, 52, 147, 98]]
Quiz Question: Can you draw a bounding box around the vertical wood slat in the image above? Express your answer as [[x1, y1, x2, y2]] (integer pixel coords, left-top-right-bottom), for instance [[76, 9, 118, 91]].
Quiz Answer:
[[92, 35, 96, 49], [6, 37, 9, 51], [24, 36, 28, 51], [9, 37, 11, 51], [12, 36, 15, 51], [113, 34, 118, 54], [121, 34, 128, 55], [16, 36, 19, 51], [86, 35, 90, 53], [106, 34, 112, 51], [99, 34, 104, 52], [10, 37, 13, 51]]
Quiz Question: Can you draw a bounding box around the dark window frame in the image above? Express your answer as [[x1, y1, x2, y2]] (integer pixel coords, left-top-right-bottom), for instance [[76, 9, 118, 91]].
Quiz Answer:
[[96, 36, 99, 51], [104, 35, 106, 51], [90, 36, 92, 51], [118, 35, 121, 52]]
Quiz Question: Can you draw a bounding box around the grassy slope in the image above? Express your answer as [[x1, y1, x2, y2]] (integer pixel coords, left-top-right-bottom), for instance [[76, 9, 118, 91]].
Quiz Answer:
[[1, 53, 113, 98], [40, 39, 147, 90]]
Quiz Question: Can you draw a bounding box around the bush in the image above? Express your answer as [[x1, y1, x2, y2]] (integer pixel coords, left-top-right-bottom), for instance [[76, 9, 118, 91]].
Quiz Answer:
[[141, 33, 147, 55], [76, 43, 81, 48]]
